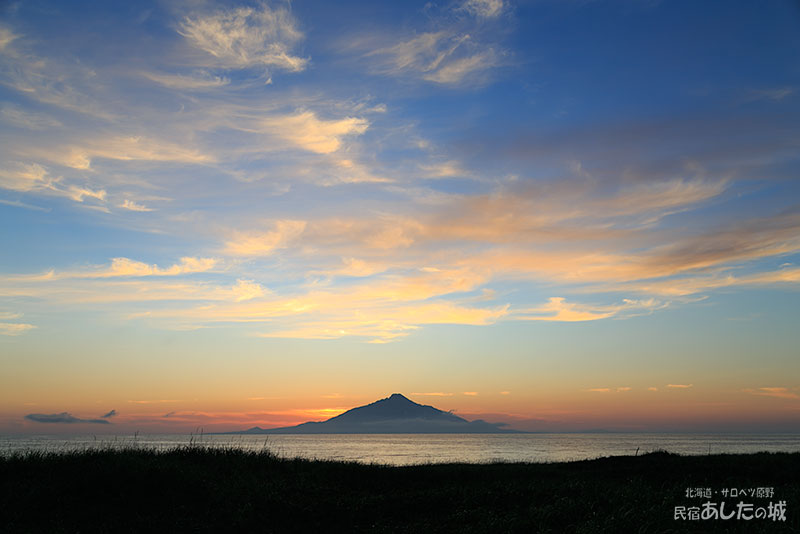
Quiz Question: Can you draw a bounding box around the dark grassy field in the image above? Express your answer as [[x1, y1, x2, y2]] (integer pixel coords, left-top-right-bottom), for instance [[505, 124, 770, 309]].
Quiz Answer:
[[1, 446, 798, 533]]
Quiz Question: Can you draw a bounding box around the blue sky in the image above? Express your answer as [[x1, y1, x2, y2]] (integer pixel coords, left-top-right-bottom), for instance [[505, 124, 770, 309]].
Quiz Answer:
[[1, 0, 799, 432]]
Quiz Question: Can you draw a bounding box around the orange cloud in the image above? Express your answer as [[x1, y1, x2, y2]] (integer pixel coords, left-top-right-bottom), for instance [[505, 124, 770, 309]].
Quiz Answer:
[[743, 387, 800, 400], [226, 220, 307, 256], [257, 111, 368, 154], [10, 257, 218, 282], [515, 297, 664, 322]]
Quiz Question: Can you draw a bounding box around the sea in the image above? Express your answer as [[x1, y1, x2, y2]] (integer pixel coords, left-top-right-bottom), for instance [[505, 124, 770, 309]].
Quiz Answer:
[[2, 433, 799, 465]]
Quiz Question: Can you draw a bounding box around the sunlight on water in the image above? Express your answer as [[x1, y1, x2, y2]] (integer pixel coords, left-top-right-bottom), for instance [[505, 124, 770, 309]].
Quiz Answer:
[[2, 434, 799, 465]]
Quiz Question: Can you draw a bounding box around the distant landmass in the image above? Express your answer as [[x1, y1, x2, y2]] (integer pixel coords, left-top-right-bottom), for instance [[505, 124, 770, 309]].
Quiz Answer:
[[220, 393, 517, 434]]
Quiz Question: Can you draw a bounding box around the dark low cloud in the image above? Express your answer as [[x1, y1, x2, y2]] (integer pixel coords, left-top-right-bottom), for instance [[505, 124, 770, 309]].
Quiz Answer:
[[101, 409, 117, 419], [24, 412, 111, 425]]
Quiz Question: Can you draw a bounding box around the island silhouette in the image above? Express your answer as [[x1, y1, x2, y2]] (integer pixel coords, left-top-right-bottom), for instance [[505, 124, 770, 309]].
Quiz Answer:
[[222, 393, 517, 434]]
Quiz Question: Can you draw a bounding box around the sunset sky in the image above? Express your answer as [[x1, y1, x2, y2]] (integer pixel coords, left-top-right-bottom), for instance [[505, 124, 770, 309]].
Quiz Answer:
[[1, 0, 799, 433]]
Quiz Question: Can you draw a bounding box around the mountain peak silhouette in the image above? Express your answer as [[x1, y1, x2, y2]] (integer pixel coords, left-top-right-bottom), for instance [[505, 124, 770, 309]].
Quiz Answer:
[[223, 393, 516, 434]]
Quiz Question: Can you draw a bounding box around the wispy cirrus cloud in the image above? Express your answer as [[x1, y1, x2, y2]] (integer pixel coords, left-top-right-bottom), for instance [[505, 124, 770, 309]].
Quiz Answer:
[[459, 0, 506, 19], [111, 264, 504, 342], [419, 160, 470, 178], [358, 0, 509, 87], [140, 71, 230, 91], [22, 135, 214, 170], [0, 27, 18, 52], [0, 277, 266, 306], [128, 399, 182, 405], [4, 171, 798, 342], [743, 387, 800, 400], [0, 322, 36, 336], [367, 31, 502, 86], [256, 110, 369, 154], [256, 301, 507, 343], [0, 312, 35, 336], [586, 387, 632, 393], [0, 199, 50, 212], [225, 220, 307, 256], [743, 87, 794, 103], [0, 35, 118, 119], [0, 104, 62, 130], [515, 297, 666, 322], [177, 3, 307, 73], [0, 163, 106, 206], [119, 199, 153, 212], [13, 257, 219, 282], [628, 266, 800, 297], [1, 5, 797, 348]]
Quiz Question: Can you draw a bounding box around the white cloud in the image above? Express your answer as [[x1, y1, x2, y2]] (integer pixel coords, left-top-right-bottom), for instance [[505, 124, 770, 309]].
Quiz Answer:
[[226, 220, 307, 256], [745, 87, 794, 102], [319, 257, 387, 278], [0, 162, 54, 193], [630, 267, 800, 297], [369, 31, 501, 86], [102, 257, 218, 278], [0, 162, 106, 205], [460, 0, 505, 19], [0, 41, 117, 119], [104, 265, 506, 342], [0, 322, 35, 336], [0, 27, 18, 52], [0, 105, 62, 130], [56, 136, 213, 170], [141, 71, 230, 90], [422, 49, 497, 84], [15, 257, 219, 281], [420, 160, 468, 178], [119, 199, 153, 212], [589, 178, 728, 222], [178, 3, 307, 72], [0, 199, 49, 212], [67, 186, 106, 203], [258, 111, 369, 154], [231, 279, 265, 302]]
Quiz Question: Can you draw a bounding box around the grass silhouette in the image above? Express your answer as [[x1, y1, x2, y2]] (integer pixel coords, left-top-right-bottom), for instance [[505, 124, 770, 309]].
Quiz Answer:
[[1, 446, 798, 532]]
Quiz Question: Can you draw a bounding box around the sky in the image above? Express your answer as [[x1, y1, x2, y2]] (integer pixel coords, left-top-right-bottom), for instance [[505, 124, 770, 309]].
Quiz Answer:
[[1, 0, 799, 434]]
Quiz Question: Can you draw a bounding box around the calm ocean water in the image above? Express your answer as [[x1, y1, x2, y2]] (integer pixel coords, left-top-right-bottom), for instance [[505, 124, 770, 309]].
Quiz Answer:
[[2, 433, 799, 465]]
